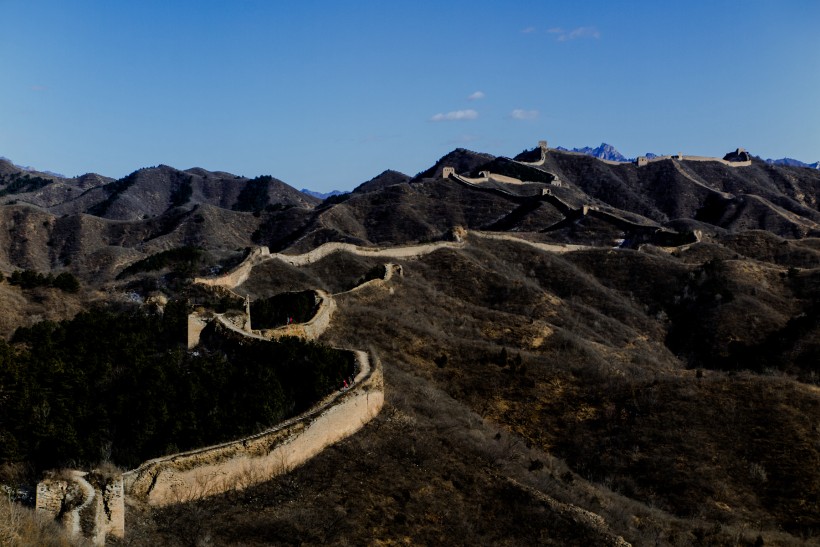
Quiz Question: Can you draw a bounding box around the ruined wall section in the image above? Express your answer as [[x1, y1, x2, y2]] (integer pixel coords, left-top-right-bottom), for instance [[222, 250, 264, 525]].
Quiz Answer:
[[187, 313, 209, 349], [122, 350, 383, 506], [35, 470, 124, 546]]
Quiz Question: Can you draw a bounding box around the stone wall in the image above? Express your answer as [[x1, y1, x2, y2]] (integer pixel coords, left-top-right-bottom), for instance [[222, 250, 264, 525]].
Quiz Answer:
[[35, 478, 67, 517], [258, 289, 337, 341], [194, 246, 272, 289], [338, 263, 402, 295], [195, 240, 465, 293], [680, 155, 752, 167], [449, 173, 526, 200], [636, 154, 751, 168], [517, 140, 549, 166], [35, 470, 124, 545], [122, 350, 383, 506]]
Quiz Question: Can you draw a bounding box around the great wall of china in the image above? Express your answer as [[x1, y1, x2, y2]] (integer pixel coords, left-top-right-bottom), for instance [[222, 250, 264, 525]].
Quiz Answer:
[[34, 140, 732, 543], [36, 254, 403, 544], [121, 348, 382, 507]]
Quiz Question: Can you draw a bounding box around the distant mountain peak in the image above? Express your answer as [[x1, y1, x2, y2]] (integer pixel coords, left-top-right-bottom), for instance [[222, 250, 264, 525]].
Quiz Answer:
[[555, 143, 629, 162], [765, 157, 820, 170], [0, 155, 66, 178], [301, 188, 345, 200]]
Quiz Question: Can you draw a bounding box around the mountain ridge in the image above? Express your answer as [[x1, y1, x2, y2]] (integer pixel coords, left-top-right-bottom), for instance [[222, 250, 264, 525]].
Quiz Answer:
[[1, 141, 820, 545]]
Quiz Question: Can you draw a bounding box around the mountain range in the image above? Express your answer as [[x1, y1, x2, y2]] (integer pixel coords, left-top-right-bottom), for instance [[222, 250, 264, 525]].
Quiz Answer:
[[1, 142, 819, 544], [554, 143, 820, 169]]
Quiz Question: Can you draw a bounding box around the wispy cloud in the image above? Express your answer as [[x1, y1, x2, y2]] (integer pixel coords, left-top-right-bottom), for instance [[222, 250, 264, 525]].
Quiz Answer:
[[548, 26, 600, 42], [431, 109, 478, 122], [511, 109, 539, 120], [467, 91, 485, 101], [521, 26, 536, 34]]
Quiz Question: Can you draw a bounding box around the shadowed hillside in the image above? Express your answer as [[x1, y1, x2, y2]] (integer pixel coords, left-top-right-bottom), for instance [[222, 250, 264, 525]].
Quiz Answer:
[[1, 144, 819, 545]]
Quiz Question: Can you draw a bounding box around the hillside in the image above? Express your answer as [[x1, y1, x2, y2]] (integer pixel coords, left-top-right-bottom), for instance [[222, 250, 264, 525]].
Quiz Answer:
[[0, 144, 819, 545], [122, 229, 820, 546]]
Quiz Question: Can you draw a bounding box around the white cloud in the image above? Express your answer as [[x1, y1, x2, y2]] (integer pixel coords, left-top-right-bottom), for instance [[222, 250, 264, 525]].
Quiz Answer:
[[431, 109, 478, 122], [521, 26, 536, 34], [467, 91, 485, 101], [511, 109, 539, 120], [551, 26, 600, 42]]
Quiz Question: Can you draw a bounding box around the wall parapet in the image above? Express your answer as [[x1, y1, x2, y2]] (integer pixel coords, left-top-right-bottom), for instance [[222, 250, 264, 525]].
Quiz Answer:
[[194, 246, 271, 289], [122, 349, 383, 506], [194, 241, 464, 292], [516, 140, 549, 166], [257, 289, 336, 340], [635, 154, 752, 168]]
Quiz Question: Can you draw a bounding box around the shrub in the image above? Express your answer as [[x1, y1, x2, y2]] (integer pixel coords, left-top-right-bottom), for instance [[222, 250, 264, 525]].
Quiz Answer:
[[7, 270, 79, 293], [0, 173, 52, 196], [117, 246, 205, 279]]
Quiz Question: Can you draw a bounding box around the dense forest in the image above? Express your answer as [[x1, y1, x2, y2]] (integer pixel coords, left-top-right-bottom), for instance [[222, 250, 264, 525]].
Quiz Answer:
[[0, 302, 354, 471]]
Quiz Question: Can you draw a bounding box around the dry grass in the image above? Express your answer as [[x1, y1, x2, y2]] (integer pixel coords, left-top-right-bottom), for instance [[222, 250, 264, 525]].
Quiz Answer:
[[0, 497, 81, 547]]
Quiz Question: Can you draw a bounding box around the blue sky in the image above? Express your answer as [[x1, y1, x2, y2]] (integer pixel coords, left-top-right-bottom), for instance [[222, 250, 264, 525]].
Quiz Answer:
[[1, 1, 818, 191]]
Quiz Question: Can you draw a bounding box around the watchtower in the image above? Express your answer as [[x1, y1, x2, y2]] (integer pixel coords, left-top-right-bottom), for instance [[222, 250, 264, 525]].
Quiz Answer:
[[636, 156, 648, 167], [442, 167, 455, 179]]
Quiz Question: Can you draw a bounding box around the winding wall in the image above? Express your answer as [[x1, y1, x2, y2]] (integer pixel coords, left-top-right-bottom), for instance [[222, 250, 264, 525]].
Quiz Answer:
[[449, 173, 533, 201], [196, 240, 464, 291], [469, 231, 589, 253], [638, 154, 752, 168], [122, 350, 383, 506], [258, 289, 337, 340]]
